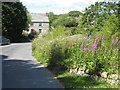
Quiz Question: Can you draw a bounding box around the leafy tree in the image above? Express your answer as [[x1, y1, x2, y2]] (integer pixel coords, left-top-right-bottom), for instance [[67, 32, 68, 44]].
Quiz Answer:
[[63, 17, 78, 27], [48, 12, 59, 26], [2, 2, 30, 42], [78, 2, 118, 36], [52, 14, 78, 27], [68, 11, 82, 17]]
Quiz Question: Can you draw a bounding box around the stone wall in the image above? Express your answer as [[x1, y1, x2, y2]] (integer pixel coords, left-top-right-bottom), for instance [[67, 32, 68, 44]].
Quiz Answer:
[[29, 22, 49, 35], [69, 68, 119, 85]]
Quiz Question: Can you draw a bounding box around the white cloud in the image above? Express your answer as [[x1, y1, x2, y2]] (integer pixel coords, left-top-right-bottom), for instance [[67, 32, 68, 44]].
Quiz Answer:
[[20, 0, 105, 14]]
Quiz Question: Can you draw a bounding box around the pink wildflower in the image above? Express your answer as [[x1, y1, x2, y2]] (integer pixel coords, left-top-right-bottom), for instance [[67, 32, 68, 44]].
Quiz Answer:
[[102, 37, 105, 43], [111, 39, 114, 45], [95, 36, 99, 41], [84, 45, 87, 52], [93, 41, 98, 50], [104, 48, 106, 54]]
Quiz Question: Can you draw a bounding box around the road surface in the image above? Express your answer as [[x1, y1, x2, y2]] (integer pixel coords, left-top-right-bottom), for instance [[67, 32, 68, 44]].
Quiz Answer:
[[0, 43, 64, 88]]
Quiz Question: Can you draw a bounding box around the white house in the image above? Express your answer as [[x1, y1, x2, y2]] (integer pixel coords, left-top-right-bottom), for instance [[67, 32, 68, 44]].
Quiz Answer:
[[28, 13, 49, 35]]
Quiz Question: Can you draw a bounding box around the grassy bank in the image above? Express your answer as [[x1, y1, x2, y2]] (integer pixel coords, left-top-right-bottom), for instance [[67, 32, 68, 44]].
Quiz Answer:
[[54, 72, 118, 88], [32, 26, 119, 88]]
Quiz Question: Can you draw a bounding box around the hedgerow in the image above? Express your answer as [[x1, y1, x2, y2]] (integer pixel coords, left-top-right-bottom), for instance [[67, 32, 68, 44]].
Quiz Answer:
[[32, 27, 119, 75]]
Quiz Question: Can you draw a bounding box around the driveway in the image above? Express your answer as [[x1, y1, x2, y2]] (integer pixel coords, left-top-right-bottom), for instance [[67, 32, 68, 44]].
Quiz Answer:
[[1, 43, 64, 88]]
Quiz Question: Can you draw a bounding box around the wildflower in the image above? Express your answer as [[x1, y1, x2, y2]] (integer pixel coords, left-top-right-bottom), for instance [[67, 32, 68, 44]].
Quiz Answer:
[[84, 45, 87, 52], [111, 39, 114, 45], [95, 36, 99, 41], [104, 48, 106, 54], [93, 41, 98, 50], [102, 36, 105, 43]]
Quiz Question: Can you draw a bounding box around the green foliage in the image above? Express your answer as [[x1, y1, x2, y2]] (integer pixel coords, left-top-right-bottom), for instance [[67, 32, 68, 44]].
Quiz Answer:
[[68, 11, 82, 17], [56, 73, 118, 88], [32, 28, 119, 75], [43, 26, 67, 39], [2, 2, 30, 42], [18, 32, 30, 42], [48, 12, 59, 26], [28, 32, 39, 40], [78, 2, 118, 36], [52, 15, 78, 27], [32, 2, 119, 87], [49, 13, 79, 28]]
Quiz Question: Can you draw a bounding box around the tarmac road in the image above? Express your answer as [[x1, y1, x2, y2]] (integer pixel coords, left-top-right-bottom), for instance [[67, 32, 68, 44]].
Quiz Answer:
[[1, 43, 64, 88]]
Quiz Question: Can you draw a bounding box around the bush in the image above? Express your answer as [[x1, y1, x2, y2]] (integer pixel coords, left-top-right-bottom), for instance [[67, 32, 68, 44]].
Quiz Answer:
[[18, 32, 30, 42], [28, 30, 39, 40]]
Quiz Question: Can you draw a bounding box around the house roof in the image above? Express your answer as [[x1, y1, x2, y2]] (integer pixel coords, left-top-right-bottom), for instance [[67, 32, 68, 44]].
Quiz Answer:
[[30, 13, 49, 23]]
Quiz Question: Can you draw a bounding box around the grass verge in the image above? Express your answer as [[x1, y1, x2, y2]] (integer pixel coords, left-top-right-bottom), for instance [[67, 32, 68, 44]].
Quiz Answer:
[[49, 70, 118, 89]]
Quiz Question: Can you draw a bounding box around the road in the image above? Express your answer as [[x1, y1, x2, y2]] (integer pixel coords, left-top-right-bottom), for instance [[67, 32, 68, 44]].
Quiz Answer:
[[0, 43, 64, 88]]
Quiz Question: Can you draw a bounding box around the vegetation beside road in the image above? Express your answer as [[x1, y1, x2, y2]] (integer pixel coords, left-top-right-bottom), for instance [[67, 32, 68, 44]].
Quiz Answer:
[[32, 29, 119, 88], [32, 1, 119, 89], [54, 72, 118, 88]]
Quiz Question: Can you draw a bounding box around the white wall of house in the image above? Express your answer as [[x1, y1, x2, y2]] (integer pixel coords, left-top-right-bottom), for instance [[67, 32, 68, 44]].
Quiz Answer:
[[29, 22, 49, 34]]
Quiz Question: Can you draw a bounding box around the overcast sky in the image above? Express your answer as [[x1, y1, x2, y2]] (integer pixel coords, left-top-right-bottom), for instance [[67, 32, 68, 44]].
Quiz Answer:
[[20, 0, 112, 14]]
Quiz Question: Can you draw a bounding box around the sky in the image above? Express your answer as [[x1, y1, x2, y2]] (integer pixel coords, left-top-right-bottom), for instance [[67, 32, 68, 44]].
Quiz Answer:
[[20, 0, 113, 14]]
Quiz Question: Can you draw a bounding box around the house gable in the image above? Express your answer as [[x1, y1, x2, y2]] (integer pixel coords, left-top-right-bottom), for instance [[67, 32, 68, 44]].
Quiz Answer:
[[28, 13, 49, 34]]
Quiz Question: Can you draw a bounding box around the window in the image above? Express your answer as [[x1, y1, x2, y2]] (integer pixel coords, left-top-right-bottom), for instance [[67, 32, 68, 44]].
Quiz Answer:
[[39, 29, 42, 33], [39, 23, 42, 26]]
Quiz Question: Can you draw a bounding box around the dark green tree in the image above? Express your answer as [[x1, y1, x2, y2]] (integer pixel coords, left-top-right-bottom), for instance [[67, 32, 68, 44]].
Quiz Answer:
[[2, 2, 30, 42]]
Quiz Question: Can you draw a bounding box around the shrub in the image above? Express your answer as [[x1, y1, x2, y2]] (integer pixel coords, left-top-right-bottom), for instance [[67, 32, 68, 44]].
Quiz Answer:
[[28, 30, 39, 40], [18, 32, 30, 42]]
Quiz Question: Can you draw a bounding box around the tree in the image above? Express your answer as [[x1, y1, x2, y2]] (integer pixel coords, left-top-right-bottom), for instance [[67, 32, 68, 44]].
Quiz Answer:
[[52, 14, 78, 27], [78, 1, 118, 36], [48, 12, 59, 26], [68, 11, 82, 17], [2, 2, 30, 42]]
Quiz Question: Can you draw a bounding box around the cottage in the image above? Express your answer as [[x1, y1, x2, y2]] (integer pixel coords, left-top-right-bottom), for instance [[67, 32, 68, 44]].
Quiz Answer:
[[28, 13, 49, 35]]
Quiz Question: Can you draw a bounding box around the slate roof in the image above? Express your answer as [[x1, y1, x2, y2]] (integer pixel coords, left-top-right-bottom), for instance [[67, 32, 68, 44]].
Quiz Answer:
[[30, 13, 49, 23]]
